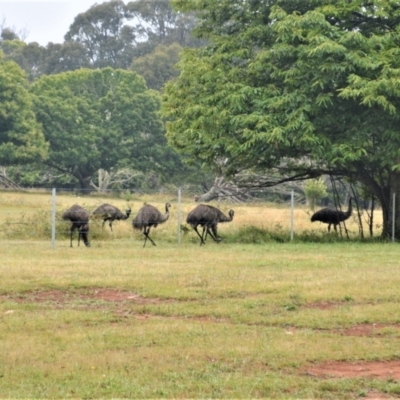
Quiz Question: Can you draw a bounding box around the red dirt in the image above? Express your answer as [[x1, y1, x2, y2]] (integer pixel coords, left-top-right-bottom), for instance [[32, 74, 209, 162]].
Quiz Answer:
[[364, 391, 393, 399], [341, 323, 400, 336], [1, 289, 226, 323], [306, 360, 400, 381], [0, 289, 174, 305]]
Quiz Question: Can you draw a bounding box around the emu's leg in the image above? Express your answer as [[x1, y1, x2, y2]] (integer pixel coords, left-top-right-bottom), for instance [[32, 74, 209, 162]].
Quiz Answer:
[[143, 227, 156, 247], [143, 227, 148, 247], [201, 226, 208, 245], [333, 224, 338, 232], [328, 224, 331, 233], [70, 224, 77, 247], [203, 226, 211, 242], [78, 226, 81, 247], [193, 226, 205, 245], [207, 225, 221, 243], [109, 221, 113, 232], [143, 236, 148, 247]]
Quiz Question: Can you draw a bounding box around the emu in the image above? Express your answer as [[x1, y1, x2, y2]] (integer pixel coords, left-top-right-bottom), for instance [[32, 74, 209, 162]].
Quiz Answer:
[[92, 203, 131, 232], [62, 204, 90, 247], [132, 203, 171, 247], [311, 198, 353, 232], [186, 204, 234, 246]]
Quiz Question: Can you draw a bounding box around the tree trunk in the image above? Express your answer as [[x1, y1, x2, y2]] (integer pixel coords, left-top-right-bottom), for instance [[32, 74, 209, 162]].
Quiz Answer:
[[195, 176, 255, 203], [382, 170, 400, 239], [76, 174, 93, 194], [195, 185, 219, 202]]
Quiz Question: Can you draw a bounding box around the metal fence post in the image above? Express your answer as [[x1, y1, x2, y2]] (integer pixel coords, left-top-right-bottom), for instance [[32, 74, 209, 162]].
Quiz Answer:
[[290, 190, 294, 241], [51, 188, 56, 249], [178, 188, 182, 246], [392, 193, 396, 242]]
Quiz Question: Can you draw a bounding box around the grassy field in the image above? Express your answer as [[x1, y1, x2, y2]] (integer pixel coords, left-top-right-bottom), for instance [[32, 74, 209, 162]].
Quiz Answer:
[[0, 191, 399, 399]]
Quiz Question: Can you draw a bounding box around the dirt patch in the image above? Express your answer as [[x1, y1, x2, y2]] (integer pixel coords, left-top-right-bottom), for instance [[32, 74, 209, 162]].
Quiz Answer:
[[284, 323, 400, 338], [0, 288, 175, 305], [1, 289, 230, 323], [306, 360, 400, 380], [303, 301, 338, 310], [364, 391, 393, 399], [341, 323, 400, 337]]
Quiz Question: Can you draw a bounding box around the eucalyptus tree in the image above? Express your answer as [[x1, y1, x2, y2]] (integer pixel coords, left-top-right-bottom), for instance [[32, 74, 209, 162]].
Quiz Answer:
[[41, 42, 90, 75], [163, 0, 400, 238], [30, 67, 169, 191], [64, 0, 136, 69], [130, 43, 182, 90], [0, 36, 45, 81], [127, 0, 201, 50]]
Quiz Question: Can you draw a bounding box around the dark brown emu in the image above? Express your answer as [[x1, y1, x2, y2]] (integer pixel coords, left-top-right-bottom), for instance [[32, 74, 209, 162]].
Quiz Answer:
[[132, 203, 171, 247], [62, 204, 90, 247], [92, 203, 131, 231], [186, 204, 234, 246], [311, 198, 353, 232]]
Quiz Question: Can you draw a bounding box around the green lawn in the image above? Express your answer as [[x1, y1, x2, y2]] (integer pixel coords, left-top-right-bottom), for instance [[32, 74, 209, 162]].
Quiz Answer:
[[1, 239, 400, 398]]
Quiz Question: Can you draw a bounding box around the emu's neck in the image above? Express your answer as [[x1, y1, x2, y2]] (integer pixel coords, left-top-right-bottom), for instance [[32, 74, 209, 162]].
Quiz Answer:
[[160, 204, 170, 223], [220, 211, 234, 223], [345, 198, 353, 217]]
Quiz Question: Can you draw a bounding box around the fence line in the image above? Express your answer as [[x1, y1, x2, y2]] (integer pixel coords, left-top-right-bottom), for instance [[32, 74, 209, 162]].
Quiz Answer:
[[0, 187, 390, 244], [393, 193, 396, 243]]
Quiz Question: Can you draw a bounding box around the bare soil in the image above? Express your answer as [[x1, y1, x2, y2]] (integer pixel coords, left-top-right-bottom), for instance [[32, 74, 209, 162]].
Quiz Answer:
[[306, 360, 400, 380], [341, 323, 400, 337], [303, 301, 338, 310], [0, 288, 173, 305]]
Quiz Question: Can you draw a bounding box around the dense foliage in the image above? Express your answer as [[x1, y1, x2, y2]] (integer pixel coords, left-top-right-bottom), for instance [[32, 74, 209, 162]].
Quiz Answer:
[[0, 0, 210, 192], [30, 68, 175, 190], [0, 0, 203, 86], [163, 0, 400, 237], [0, 53, 47, 165]]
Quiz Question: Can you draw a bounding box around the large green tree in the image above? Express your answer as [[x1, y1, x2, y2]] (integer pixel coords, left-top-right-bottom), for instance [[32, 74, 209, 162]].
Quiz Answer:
[[163, 0, 400, 238], [0, 51, 47, 166], [30, 67, 170, 190]]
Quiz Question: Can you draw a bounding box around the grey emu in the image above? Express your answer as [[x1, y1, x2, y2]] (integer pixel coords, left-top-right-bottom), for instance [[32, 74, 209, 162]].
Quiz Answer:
[[311, 198, 353, 232], [132, 203, 171, 247], [92, 203, 131, 231], [186, 204, 234, 245], [62, 204, 90, 247]]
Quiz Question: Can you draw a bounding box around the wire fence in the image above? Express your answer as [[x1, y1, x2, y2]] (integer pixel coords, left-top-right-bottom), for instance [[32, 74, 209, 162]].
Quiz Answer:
[[0, 187, 391, 246]]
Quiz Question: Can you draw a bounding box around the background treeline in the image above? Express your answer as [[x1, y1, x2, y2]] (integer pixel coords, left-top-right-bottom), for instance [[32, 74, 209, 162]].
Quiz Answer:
[[1, 0, 204, 87], [0, 0, 213, 195]]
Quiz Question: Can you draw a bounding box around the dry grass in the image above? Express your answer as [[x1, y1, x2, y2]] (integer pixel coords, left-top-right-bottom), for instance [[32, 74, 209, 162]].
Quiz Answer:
[[0, 190, 382, 241]]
